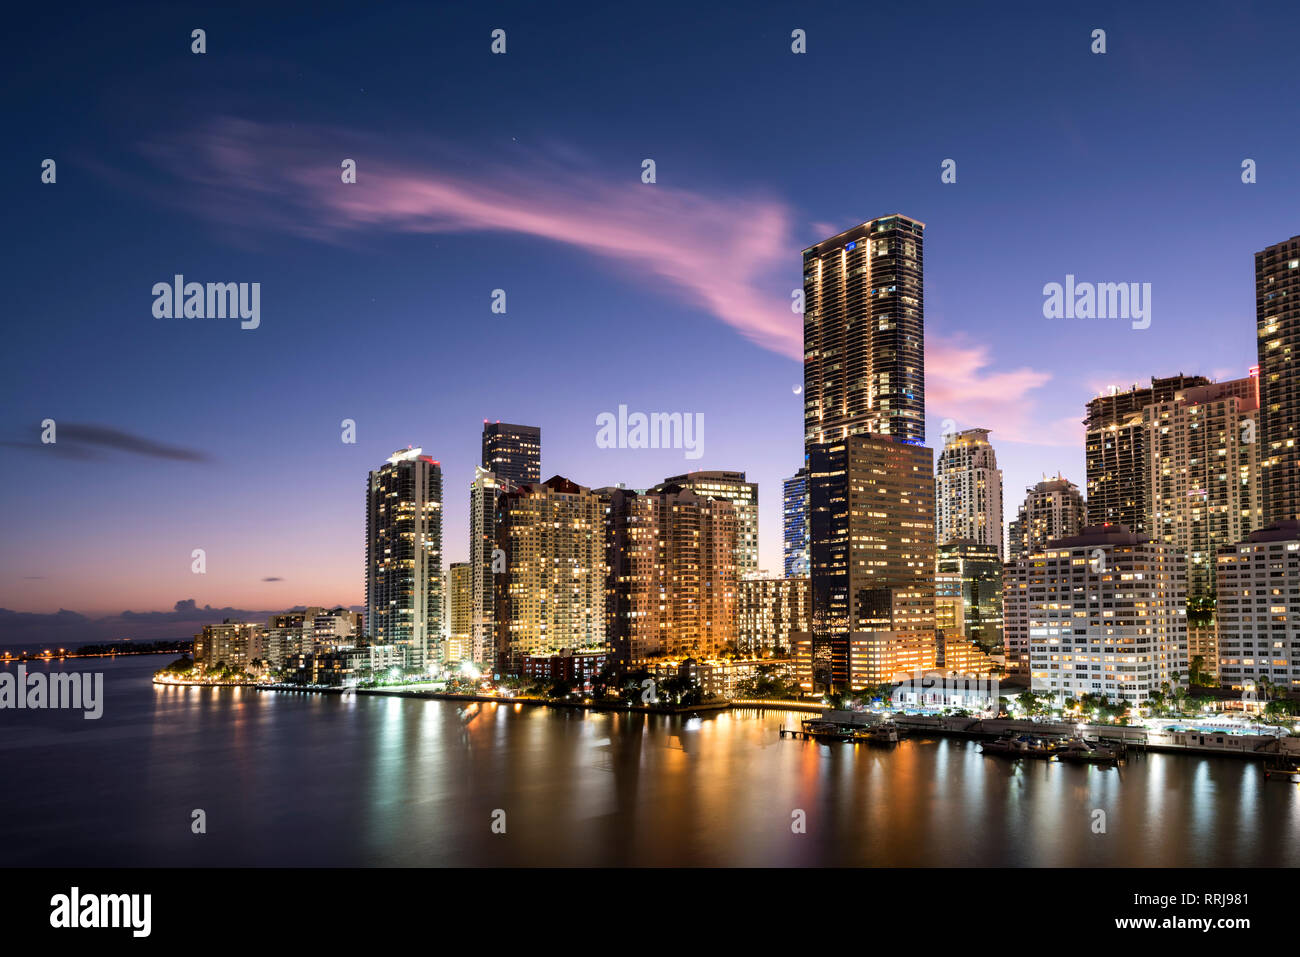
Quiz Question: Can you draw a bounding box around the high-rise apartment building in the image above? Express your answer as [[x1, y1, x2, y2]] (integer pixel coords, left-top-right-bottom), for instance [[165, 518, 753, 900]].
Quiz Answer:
[[494, 476, 606, 672], [802, 215, 926, 447], [783, 467, 809, 578], [469, 466, 511, 668], [1215, 520, 1300, 694], [1085, 375, 1208, 533], [935, 540, 1002, 650], [1256, 236, 1300, 523], [366, 448, 443, 669], [1146, 376, 1263, 599], [654, 470, 758, 579], [807, 434, 936, 691], [935, 428, 1003, 558], [736, 576, 809, 657], [481, 421, 541, 486], [1008, 476, 1087, 562], [602, 485, 737, 671], [448, 561, 472, 664], [1003, 525, 1187, 703], [194, 621, 264, 674]]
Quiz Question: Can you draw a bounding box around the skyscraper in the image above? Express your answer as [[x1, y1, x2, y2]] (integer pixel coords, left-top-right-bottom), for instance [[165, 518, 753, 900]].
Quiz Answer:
[[1008, 475, 1086, 562], [495, 476, 606, 673], [469, 466, 511, 668], [654, 470, 758, 579], [366, 448, 443, 669], [1256, 236, 1300, 523], [448, 561, 472, 664], [481, 421, 541, 486], [1145, 375, 1263, 599], [935, 540, 1002, 650], [736, 576, 809, 658], [807, 434, 936, 692], [1004, 525, 1187, 704], [1085, 374, 1208, 532], [1215, 520, 1300, 694], [935, 428, 1004, 558], [602, 485, 737, 670], [803, 215, 926, 447], [782, 466, 809, 578]]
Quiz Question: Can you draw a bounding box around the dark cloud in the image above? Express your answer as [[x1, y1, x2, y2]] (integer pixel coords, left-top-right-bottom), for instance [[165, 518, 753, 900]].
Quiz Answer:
[[1, 423, 209, 462], [262, 576, 283, 582]]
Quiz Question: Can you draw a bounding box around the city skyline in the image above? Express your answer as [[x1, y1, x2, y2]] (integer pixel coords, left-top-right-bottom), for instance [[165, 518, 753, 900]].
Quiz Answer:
[[5, 4, 1298, 629]]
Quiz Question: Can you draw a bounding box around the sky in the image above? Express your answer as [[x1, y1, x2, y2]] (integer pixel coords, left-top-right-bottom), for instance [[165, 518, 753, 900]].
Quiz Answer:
[[3, 1, 1298, 644]]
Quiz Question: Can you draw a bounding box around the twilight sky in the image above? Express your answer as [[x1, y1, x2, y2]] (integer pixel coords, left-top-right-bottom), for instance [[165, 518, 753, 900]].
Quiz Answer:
[[3, 1, 1298, 642]]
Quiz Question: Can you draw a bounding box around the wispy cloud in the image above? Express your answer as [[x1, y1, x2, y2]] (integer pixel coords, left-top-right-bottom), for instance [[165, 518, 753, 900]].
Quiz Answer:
[[927, 337, 1055, 444], [133, 118, 1057, 436], [1, 423, 209, 462]]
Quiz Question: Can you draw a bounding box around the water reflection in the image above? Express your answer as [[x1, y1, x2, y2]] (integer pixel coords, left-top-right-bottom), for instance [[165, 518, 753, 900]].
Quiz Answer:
[[2, 656, 1297, 866]]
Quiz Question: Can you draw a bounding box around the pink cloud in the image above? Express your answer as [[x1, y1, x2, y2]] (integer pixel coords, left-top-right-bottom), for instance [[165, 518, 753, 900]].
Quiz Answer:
[[140, 119, 1058, 437], [926, 337, 1055, 444]]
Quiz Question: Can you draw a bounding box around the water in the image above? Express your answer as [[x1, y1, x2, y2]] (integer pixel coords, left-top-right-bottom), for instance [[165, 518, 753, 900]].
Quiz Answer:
[[3, 655, 1297, 866]]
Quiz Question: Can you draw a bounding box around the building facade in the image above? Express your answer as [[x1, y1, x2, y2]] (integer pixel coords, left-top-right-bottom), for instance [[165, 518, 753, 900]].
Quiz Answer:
[[783, 466, 810, 578], [1214, 520, 1300, 695], [366, 448, 443, 669], [469, 466, 511, 668], [807, 434, 936, 691], [654, 470, 758, 580], [935, 428, 1003, 558], [736, 576, 809, 657], [448, 561, 472, 665], [1145, 376, 1263, 599], [1004, 525, 1187, 704], [936, 540, 1002, 650], [802, 215, 926, 447], [1084, 375, 1208, 533], [1008, 476, 1086, 563], [1256, 236, 1300, 523], [602, 485, 737, 671], [481, 421, 541, 486], [495, 476, 606, 672]]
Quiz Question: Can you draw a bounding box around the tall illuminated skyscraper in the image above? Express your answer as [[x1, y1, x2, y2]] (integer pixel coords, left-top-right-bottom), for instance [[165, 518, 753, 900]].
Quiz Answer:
[[366, 447, 444, 669], [481, 421, 541, 486], [1084, 374, 1207, 533], [935, 428, 1003, 559], [1145, 376, 1263, 599], [1008, 476, 1086, 562], [1256, 236, 1300, 522], [783, 467, 809, 578], [448, 561, 472, 664], [803, 215, 926, 447], [495, 476, 606, 673], [469, 466, 511, 667], [807, 434, 936, 691], [654, 470, 758, 579], [602, 485, 737, 670]]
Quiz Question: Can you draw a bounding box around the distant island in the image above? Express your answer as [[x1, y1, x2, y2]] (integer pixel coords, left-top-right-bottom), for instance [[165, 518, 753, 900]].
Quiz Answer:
[[0, 640, 193, 662]]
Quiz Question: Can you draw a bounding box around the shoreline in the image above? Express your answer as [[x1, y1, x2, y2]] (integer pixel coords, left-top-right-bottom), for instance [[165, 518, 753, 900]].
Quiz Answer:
[[153, 676, 825, 715]]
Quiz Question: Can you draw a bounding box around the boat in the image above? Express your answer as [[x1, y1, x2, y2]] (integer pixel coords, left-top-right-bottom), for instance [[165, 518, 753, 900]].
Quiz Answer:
[[800, 719, 855, 742], [980, 734, 1062, 758], [854, 722, 900, 746], [1263, 755, 1300, 783], [1054, 737, 1119, 764]]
